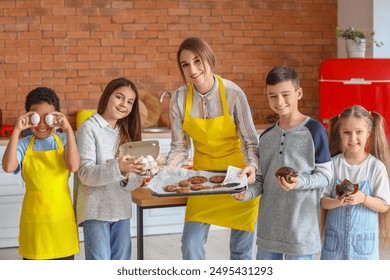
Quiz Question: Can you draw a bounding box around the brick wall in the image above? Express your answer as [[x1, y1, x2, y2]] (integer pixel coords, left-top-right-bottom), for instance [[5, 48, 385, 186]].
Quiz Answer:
[[0, 0, 337, 129]]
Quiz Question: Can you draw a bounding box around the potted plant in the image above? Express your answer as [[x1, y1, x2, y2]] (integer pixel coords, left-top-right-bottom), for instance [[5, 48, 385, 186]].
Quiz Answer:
[[336, 27, 383, 58]]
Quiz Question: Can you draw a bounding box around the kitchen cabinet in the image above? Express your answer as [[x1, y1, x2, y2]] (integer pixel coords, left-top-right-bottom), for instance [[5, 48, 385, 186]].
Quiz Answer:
[[0, 145, 24, 248]]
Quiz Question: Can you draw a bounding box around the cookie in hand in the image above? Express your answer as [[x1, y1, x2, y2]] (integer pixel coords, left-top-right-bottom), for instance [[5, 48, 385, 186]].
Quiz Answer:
[[275, 166, 298, 183], [335, 179, 358, 198]]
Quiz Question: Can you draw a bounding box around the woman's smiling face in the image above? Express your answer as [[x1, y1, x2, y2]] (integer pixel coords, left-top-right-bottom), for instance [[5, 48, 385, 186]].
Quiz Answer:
[[179, 49, 213, 93]]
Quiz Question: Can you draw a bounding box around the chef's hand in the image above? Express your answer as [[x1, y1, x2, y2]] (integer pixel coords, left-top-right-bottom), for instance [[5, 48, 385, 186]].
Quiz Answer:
[[232, 190, 249, 201], [239, 165, 256, 184], [276, 175, 298, 192], [118, 155, 145, 175]]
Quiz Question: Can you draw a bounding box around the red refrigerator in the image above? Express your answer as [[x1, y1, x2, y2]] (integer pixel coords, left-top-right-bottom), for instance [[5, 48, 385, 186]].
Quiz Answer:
[[319, 58, 390, 143]]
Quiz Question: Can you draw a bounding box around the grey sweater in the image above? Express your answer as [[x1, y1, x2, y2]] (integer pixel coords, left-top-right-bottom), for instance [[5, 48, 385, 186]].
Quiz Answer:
[[74, 113, 143, 226], [247, 117, 332, 256]]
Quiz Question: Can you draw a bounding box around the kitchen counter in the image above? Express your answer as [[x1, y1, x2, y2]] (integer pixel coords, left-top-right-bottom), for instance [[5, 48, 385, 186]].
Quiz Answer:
[[0, 138, 9, 146]]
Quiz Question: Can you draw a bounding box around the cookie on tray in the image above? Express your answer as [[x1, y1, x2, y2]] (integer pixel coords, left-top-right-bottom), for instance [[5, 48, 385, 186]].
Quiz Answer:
[[188, 175, 208, 184], [209, 175, 225, 183], [178, 180, 191, 188], [176, 187, 190, 193], [164, 185, 178, 192], [191, 184, 213, 191], [213, 183, 224, 189]]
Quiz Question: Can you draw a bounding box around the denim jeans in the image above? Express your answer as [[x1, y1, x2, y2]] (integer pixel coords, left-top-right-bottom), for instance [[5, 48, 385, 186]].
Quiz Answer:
[[83, 219, 131, 260], [256, 247, 315, 260], [181, 221, 255, 260]]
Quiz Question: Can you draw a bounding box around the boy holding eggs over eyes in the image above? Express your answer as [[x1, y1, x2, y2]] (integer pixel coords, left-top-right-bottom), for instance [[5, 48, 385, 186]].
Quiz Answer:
[[2, 86, 80, 260]]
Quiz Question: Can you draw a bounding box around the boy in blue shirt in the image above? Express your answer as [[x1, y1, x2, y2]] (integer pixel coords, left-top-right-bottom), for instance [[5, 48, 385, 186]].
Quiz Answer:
[[2, 87, 80, 259]]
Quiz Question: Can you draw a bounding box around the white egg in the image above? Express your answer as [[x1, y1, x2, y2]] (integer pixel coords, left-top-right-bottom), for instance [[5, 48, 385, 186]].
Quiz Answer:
[[45, 114, 54, 126], [31, 113, 40, 125], [150, 167, 158, 176], [145, 155, 154, 162], [139, 157, 149, 164]]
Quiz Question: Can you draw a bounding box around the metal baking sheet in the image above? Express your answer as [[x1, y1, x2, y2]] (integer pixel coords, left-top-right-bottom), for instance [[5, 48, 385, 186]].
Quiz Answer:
[[148, 166, 247, 197]]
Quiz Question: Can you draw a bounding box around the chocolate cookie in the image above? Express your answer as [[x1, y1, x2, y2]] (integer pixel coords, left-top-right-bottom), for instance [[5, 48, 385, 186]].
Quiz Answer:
[[190, 184, 205, 191], [275, 166, 298, 183], [209, 175, 226, 184], [176, 187, 190, 193], [212, 184, 224, 189], [190, 184, 212, 191], [178, 180, 191, 188], [164, 185, 178, 192], [336, 179, 358, 198], [188, 175, 208, 184]]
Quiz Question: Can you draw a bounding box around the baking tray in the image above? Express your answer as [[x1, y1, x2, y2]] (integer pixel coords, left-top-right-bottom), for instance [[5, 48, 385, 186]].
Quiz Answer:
[[148, 166, 248, 197]]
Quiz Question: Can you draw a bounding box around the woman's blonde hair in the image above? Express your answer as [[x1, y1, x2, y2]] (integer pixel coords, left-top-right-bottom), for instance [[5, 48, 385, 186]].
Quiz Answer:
[[328, 105, 390, 248]]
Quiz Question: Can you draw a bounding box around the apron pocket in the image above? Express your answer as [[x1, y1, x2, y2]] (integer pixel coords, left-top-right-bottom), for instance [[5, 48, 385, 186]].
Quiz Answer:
[[323, 228, 339, 252], [353, 233, 375, 255]]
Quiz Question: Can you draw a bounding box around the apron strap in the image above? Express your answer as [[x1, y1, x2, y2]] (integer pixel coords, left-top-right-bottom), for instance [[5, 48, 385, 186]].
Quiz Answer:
[[184, 83, 194, 120], [214, 75, 229, 116], [185, 75, 228, 119]]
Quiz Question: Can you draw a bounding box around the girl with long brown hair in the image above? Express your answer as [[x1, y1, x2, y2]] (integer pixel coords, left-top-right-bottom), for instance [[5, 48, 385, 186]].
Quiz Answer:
[[75, 77, 145, 260]]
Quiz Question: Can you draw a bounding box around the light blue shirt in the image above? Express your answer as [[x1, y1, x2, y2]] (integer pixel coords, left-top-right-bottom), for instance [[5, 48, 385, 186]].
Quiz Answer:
[[15, 132, 67, 174]]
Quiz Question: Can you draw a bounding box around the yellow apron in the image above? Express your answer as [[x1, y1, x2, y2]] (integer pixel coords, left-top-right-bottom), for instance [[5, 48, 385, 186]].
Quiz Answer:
[[19, 134, 79, 259], [183, 75, 259, 232]]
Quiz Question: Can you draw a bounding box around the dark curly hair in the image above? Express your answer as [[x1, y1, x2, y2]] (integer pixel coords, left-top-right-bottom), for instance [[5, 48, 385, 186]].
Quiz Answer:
[[25, 87, 60, 112]]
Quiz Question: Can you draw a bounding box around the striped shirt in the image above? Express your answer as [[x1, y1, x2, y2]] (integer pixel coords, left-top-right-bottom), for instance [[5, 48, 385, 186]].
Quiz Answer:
[[166, 75, 259, 168]]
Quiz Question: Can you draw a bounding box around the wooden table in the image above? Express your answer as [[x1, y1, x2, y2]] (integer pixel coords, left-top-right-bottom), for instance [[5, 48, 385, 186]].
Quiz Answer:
[[131, 187, 187, 260]]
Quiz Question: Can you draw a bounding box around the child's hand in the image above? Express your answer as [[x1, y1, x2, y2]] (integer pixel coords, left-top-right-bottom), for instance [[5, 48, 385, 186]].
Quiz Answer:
[[118, 155, 146, 175], [277, 175, 298, 191], [232, 190, 248, 201], [50, 112, 72, 131], [335, 195, 348, 206], [14, 111, 37, 132], [344, 191, 366, 205], [239, 165, 256, 184]]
